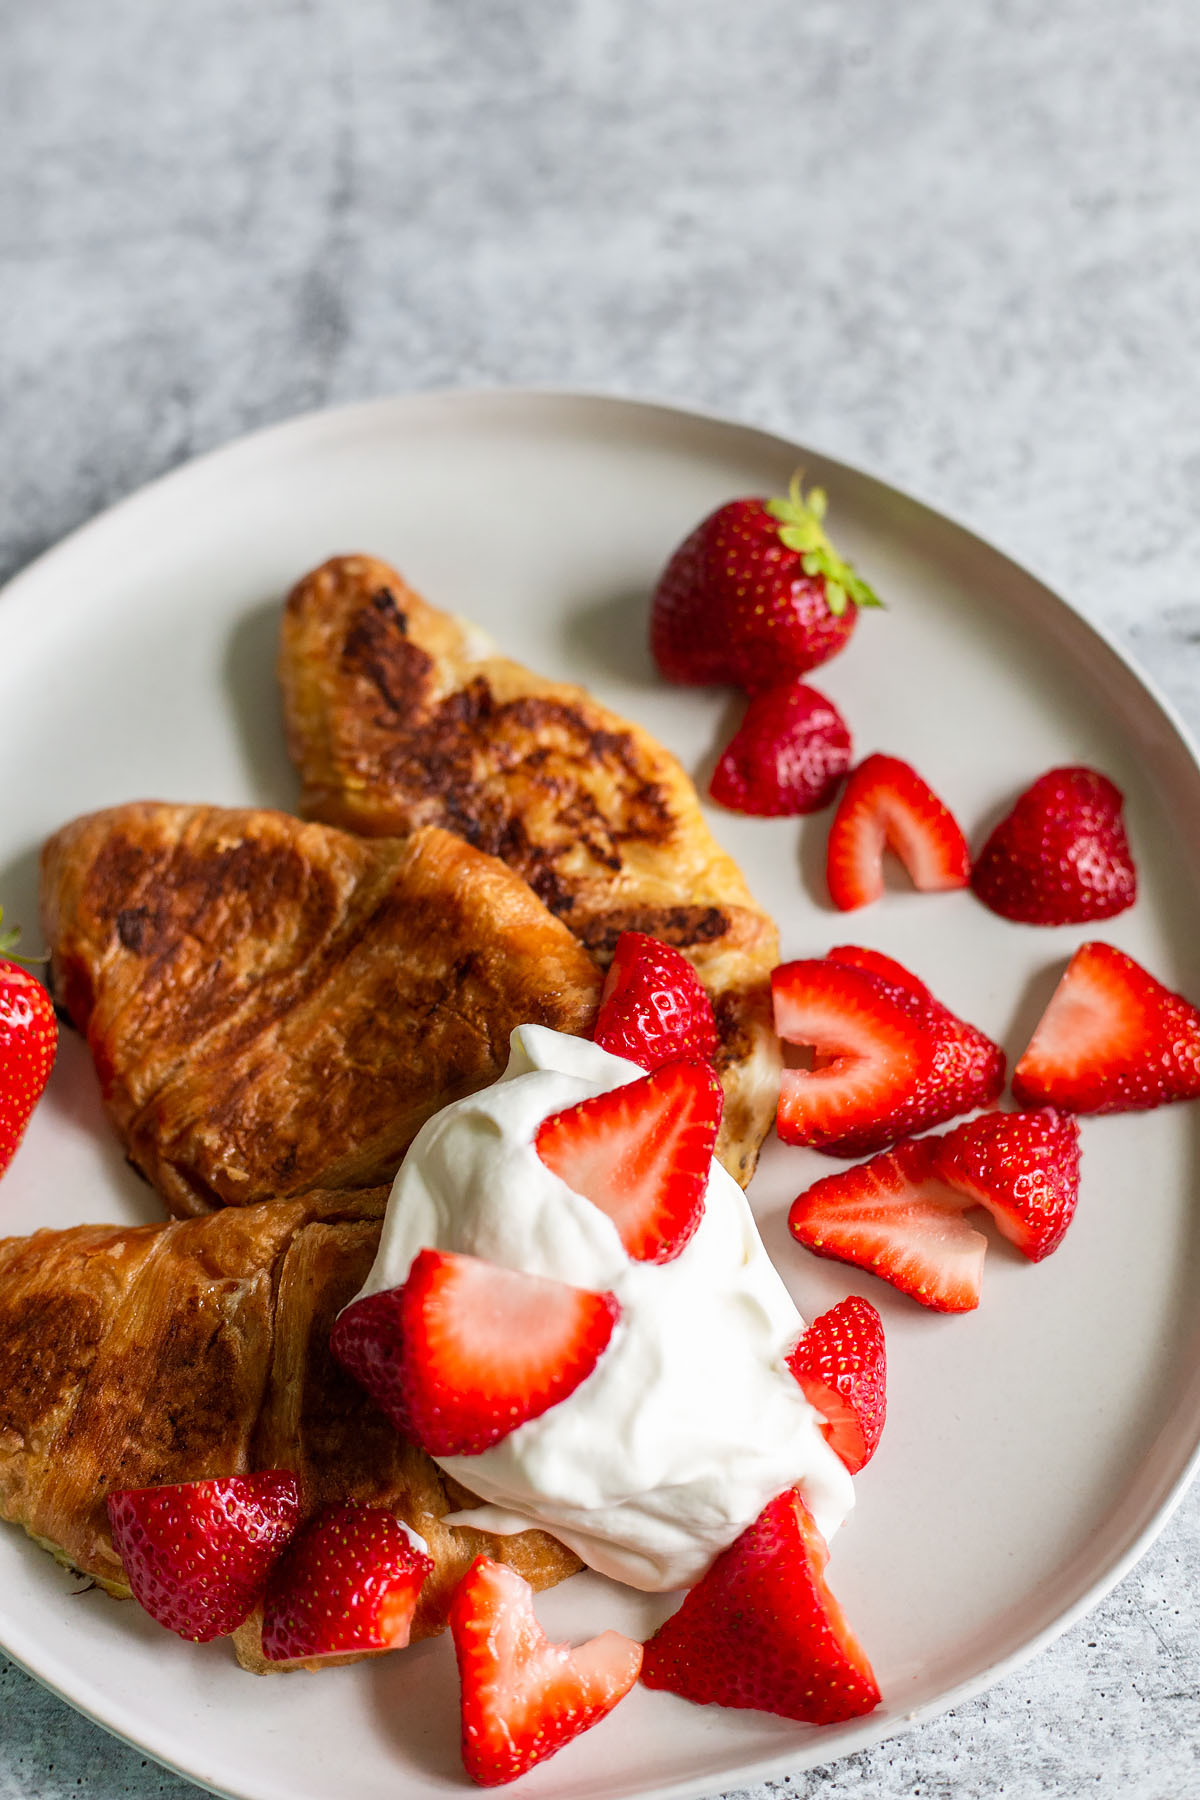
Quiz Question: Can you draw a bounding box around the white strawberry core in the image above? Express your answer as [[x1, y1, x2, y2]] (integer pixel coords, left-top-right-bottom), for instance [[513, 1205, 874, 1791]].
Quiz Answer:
[[352, 1025, 854, 1592]]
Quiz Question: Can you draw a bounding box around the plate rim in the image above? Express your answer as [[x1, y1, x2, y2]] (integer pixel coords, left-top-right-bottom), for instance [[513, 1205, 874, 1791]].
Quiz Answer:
[[4, 382, 1200, 1800]]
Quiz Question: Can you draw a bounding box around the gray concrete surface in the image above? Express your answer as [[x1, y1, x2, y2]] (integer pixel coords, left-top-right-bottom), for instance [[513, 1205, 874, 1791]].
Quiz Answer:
[[3, 0, 1200, 1794]]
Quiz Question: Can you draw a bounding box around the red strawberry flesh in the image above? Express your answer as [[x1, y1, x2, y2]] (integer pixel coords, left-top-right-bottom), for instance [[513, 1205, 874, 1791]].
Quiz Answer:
[[0, 947, 58, 1181], [535, 1060, 723, 1262], [972, 767, 1136, 926], [641, 1487, 880, 1723], [773, 954, 1004, 1157], [789, 1136, 986, 1312], [787, 1295, 887, 1474], [261, 1500, 433, 1663], [106, 1471, 300, 1642], [593, 931, 718, 1070], [936, 1108, 1081, 1261], [709, 680, 851, 816], [1013, 941, 1200, 1112], [826, 753, 971, 911], [451, 1556, 642, 1785], [331, 1249, 620, 1456]]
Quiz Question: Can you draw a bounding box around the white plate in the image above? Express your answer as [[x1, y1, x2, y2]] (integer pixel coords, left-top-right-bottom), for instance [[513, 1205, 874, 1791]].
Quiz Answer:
[[3, 390, 1200, 1800]]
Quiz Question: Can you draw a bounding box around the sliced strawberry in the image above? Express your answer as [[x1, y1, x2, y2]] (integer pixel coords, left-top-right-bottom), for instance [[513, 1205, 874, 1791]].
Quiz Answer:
[[1013, 941, 1200, 1113], [827, 943, 931, 998], [592, 932, 718, 1071], [788, 1137, 986, 1312], [773, 958, 920, 1153], [106, 1471, 300, 1642], [826, 753, 971, 911], [972, 767, 1136, 925], [773, 955, 1004, 1157], [331, 1250, 619, 1456], [936, 1108, 1081, 1261], [535, 1060, 722, 1262], [450, 1556, 642, 1786], [641, 1487, 880, 1723], [261, 1501, 433, 1664], [709, 680, 852, 816], [786, 1295, 887, 1474]]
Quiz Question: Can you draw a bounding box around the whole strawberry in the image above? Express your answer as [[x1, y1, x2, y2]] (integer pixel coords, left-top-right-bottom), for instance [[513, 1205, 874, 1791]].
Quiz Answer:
[[0, 910, 58, 1180], [651, 475, 881, 691]]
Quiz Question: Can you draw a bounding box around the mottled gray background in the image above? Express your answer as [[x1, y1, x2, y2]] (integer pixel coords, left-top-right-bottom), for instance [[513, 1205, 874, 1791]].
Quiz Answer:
[[3, 0, 1200, 1795]]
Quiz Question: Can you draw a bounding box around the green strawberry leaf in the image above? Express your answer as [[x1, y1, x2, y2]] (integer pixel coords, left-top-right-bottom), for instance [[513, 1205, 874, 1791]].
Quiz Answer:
[[765, 472, 883, 614]]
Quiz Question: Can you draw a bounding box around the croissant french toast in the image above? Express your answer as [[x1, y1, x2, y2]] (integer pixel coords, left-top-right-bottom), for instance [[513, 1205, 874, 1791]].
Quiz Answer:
[[0, 1191, 580, 1671], [279, 554, 782, 1185], [40, 804, 602, 1218]]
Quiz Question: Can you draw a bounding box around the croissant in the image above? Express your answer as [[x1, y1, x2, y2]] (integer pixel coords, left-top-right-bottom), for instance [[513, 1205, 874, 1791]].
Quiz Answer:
[[0, 1191, 580, 1672], [279, 554, 782, 1185], [40, 806, 602, 1217]]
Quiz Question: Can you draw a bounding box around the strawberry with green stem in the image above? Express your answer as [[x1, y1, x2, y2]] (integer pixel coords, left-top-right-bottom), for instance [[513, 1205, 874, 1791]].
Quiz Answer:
[[651, 473, 882, 690]]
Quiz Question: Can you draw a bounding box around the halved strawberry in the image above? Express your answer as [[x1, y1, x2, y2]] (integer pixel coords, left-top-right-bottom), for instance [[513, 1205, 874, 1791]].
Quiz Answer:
[[786, 1295, 887, 1474], [1013, 941, 1200, 1113], [826, 754, 971, 911], [709, 680, 852, 816], [106, 1471, 300, 1642], [773, 954, 1004, 1157], [826, 942, 931, 997], [331, 1250, 620, 1456], [936, 1108, 1081, 1261], [535, 1060, 722, 1262], [450, 1556, 642, 1786], [972, 767, 1136, 925], [592, 932, 718, 1070], [788, 1137, 986, 1312], [641, 1487, 880, 1724], [261, 1501, 433, 1665]]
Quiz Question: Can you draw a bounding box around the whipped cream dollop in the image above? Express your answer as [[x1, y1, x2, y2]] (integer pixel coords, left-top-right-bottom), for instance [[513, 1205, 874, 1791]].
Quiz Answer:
[[356, 1025, 854, 1591]]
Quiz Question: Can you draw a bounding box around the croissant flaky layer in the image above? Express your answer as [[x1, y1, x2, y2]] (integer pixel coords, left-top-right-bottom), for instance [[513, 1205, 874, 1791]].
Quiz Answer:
[[41, 805, 603, 1217], [0, 1192, 580, 1671], [280, 554, 782, 1186]]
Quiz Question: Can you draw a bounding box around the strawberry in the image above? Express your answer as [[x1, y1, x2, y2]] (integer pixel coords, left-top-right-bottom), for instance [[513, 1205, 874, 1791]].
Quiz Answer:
[[331, 1249, 619, 1456], [935, 1108, 1081, 1261], [650, 475, 880, 690], [1012, 941, 1200, 1113], [535, 1060, 722, 1262], [788, 1136, 986, 1312], [106, 1471, 300, 1642], [640, 1487, 880, 1724], [971, 767, 1136, 925], [450, 1556, 642, 1786], [592, 931, 718, 1070], [786, 1295, 887, 1474], [709, 680, 852, 816], [826, 753, 971, 911], [826, 942, 931, 998], [772, 954, 1004, 1157], [261, 1500, 433, 1664], [0, 910, 58, 1181]]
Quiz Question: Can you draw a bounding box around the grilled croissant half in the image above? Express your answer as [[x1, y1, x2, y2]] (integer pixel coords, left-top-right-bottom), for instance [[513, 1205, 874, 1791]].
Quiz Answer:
[[0, 1191, 580, 1671], [40, 804, 603, 1218], [279, 554, 782, 1185]]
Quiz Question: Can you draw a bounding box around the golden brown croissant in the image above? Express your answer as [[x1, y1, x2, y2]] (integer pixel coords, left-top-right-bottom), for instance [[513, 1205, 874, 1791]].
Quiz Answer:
[[0, 1192, 580, 1672], [279, 554, 782, 1184], [40, 804, 603, 1218]]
